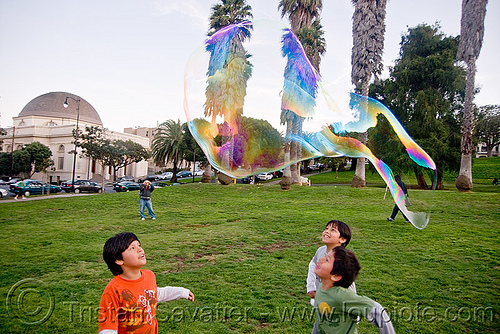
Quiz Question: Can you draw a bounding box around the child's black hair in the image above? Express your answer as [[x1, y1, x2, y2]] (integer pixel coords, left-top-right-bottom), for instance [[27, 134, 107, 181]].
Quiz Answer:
[[103, 232, 139, 276], [326, 220, 352, 247], [331, 246, 361, 288]]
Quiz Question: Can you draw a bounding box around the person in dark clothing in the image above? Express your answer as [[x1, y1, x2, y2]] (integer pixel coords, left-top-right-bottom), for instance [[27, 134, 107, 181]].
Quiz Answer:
[[139, 180, 155, 220], [387, 174, 409, 223]]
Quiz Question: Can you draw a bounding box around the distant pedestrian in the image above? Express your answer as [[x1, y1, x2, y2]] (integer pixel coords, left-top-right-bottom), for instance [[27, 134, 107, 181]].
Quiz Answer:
[[493, 178, 498, 186], [139, 180, 155, 220], [387, 174, 409, 223], [14, 180, 26, 200]]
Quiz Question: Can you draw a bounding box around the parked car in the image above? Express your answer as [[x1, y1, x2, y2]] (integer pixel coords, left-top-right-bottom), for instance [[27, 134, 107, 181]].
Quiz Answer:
[[256, 172, 273, 181], [61, 180, 102, 193], [137, 175, 159, 183], [60, 179, 78, 189], [117, 175, 135, 183], [113, 181, 141, 192], [307, 163, 325, 172], [6, 178, 21, 185], [176, 171, 193, 178], [272, 169, 284, 178], [158, 172, 173, 180], [151, 181, 168, 187], [0, 188, 7, 198], [9, 180, 62, 196], [241, 176, 255, 184]]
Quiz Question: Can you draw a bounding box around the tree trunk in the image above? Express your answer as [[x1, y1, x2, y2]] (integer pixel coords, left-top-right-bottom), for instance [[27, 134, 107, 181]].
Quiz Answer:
[[293, 117, 304, 184], [280, 114, 293, 190], [414, 167, 428, 190], [455, 153, 473, 191], [279, 159, 292, 190], [456, 59, 476, 191], [171, 161, 178, 183], [217, 172, 234, 185], [100, 163, 106, 192], [351, 78, 370, 188], [435, 169, 444, 190], [201, 160, 212, 183], [290, 121, 299, 184], [349, 158, 357, 171]]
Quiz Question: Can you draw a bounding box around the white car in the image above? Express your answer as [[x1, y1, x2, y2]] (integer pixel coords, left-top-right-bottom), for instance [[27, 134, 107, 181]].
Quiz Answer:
[[159, 172, 173, 180], [0, 188, 7, 198], [256, 172, 273, 181], [194, 170, 204, 176]]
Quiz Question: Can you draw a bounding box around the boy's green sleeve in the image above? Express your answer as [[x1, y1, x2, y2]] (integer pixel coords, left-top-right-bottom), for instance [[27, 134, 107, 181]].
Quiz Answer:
[[366, 301, 395, 334], [344, 292, 395, 334]]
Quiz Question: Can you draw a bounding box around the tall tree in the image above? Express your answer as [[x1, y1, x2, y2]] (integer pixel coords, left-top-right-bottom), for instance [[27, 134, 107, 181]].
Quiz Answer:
[[77, 126, 116, 191], [295, 19, 326, 71], [370, 24, 465, 190], [208, 0, 252, 35], [180, 122, 206, 178], [278, 0, 323, 187], [110, 140, 150, 181], [350, 0, 387, 187], [152, 120, 185, 183], [6, 142, 54, 178], [278, 0, 322, 32], [476, 105, 500, 157], [455, 0, 488, 191], [205, 0, 253, 184]]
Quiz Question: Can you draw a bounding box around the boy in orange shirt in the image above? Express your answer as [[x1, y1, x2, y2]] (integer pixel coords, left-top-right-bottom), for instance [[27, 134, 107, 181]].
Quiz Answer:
[[98, 232, 194, 334]]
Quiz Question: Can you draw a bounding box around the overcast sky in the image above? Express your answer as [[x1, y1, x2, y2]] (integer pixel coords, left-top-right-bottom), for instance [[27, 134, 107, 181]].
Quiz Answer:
[[1, 0, 498, 132]]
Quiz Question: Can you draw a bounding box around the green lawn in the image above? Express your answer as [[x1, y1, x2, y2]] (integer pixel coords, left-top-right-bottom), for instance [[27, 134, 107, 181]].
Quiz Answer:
[[1, 162, 499, 333]]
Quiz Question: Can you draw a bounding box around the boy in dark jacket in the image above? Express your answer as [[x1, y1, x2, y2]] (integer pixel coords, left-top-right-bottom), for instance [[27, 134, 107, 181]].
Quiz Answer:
[[139, 180, 155, 220]]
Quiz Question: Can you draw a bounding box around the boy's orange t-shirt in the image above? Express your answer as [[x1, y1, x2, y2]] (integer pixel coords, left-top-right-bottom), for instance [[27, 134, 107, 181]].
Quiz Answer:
[[99, 269, 158, 334]]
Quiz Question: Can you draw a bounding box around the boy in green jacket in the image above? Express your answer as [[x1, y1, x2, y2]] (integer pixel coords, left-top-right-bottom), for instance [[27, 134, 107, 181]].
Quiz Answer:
[[314, 246, 395, 334]]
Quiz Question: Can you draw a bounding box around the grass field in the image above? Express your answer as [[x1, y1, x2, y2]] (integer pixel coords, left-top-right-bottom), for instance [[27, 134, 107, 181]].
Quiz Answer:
[[1, 159, 499, 333]]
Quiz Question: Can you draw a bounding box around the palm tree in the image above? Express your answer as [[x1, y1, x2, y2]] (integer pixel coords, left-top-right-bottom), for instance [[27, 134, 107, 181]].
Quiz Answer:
[[296, 19, 326, 70], [152, 120, 184, 183], [208, 0, 252, 36], [350, 0, 387, 187], [455, 0, 488, 192], [278, 0, 322, 32], [278, 0, 323, 186], [203, 0, 253, 184]]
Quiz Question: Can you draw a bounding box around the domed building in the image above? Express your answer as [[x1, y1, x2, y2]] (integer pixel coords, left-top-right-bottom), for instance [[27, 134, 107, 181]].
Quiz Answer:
[[2, 92, 150, 184]]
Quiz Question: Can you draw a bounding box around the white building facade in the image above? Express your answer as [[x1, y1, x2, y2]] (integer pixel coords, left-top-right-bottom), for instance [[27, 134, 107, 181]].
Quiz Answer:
[[476, 143, 500, 158], [1, 92, 150, 184]]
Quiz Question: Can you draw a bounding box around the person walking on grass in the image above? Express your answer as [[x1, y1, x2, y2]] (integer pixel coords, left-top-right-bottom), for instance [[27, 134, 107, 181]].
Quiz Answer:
[[14, 179, 26, 200], [387, 174, 410, 223], [139, 180, 155, 220]]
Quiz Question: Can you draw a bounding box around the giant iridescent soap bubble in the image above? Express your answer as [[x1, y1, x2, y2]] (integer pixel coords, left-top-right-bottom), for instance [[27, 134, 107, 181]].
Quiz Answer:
[[184, 20, 436, 229]]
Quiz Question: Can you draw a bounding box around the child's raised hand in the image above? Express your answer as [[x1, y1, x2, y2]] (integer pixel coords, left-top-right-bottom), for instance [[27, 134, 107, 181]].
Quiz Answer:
[[307, 291, 316, 298], [187, 291, 195, 302]]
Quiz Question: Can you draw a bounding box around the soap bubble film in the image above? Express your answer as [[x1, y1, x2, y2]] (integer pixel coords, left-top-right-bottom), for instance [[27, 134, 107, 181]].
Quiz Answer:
[[184, 20, 436, 229]]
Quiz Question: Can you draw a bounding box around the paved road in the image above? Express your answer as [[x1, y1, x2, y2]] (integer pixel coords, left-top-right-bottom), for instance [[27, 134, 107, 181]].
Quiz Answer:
[[0, 190, 103, 203], [0, 184, 114, 203]]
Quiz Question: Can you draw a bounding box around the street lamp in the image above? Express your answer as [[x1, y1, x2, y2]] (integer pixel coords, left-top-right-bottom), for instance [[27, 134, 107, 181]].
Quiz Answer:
[[63, 96, 80, 191]]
